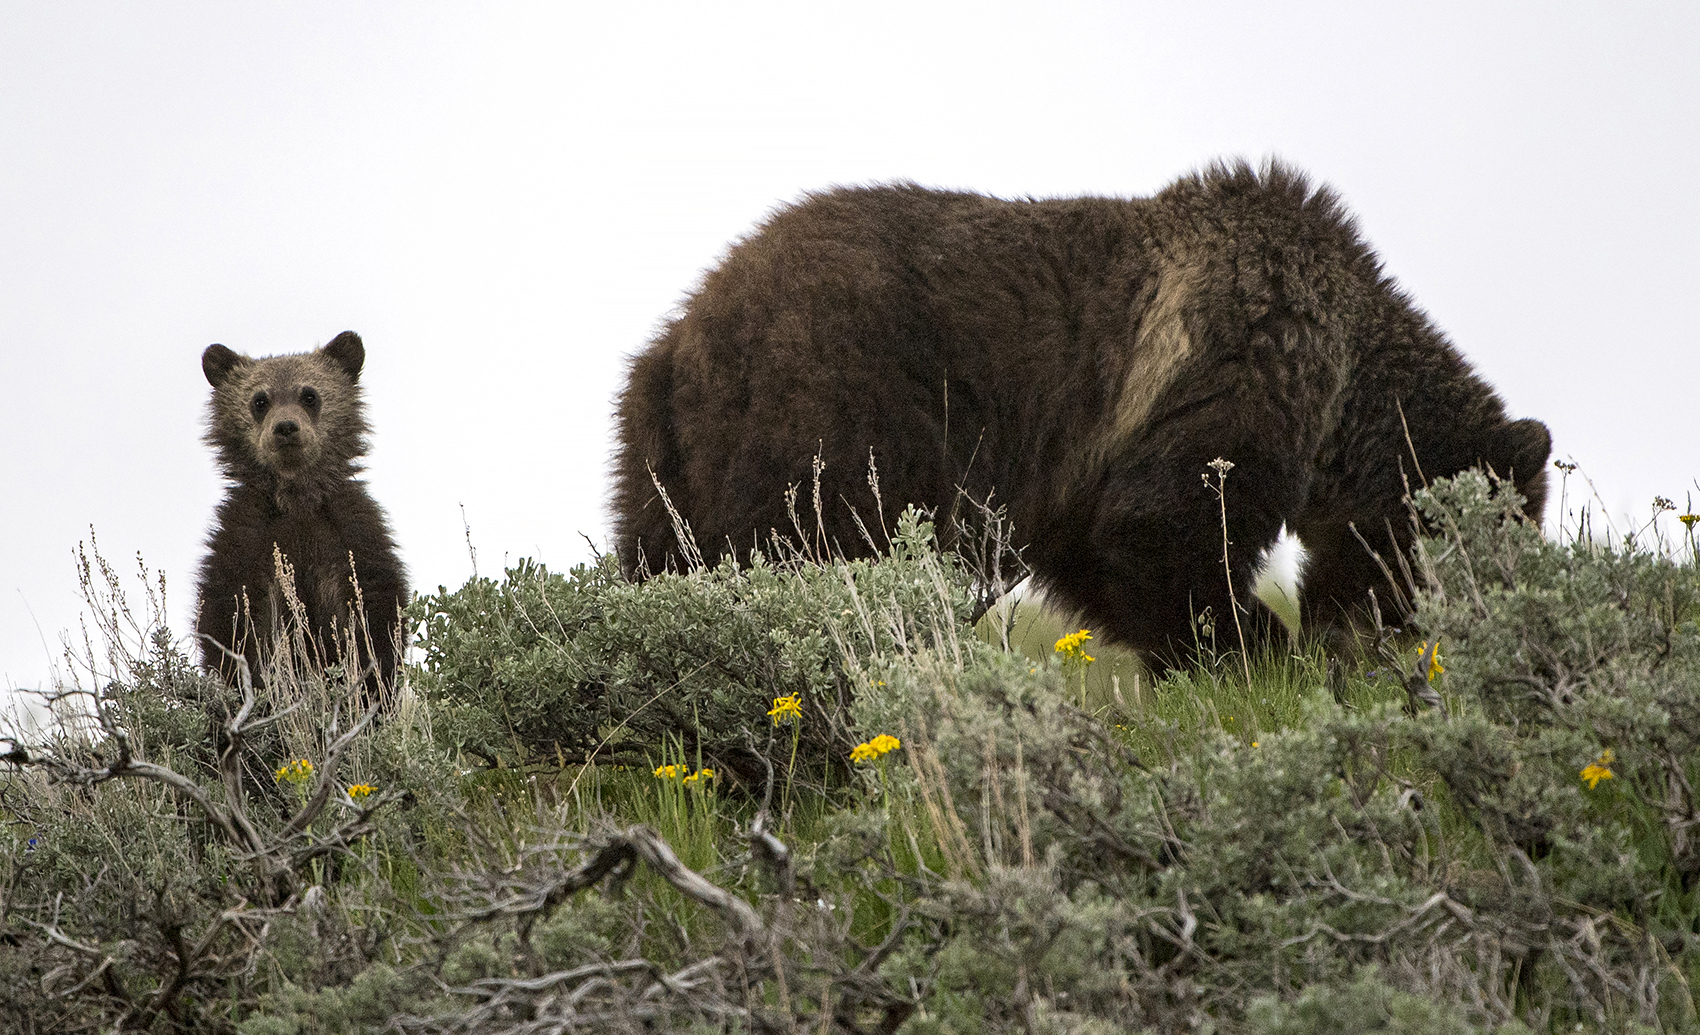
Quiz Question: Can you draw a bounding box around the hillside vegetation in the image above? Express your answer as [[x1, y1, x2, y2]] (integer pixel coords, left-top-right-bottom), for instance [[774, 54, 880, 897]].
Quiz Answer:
[[5, 472, 1700, 1033]]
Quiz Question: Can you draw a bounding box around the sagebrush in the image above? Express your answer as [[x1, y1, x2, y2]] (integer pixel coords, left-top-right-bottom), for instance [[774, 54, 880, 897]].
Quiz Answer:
[[4, 475, 1699, 1032]]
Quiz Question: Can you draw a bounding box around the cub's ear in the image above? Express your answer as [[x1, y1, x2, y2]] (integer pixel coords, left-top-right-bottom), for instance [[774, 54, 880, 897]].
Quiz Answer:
[[202, 344, 244, 388], [321, 331, 365, 382], [1503, 418, 1552, 478]]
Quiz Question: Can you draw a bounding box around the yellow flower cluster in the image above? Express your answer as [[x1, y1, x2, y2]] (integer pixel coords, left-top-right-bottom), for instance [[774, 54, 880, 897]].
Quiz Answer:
[[1682, 514, 1700, 531], [1581, 748, 1615, 789], [347, 783, 376, 801], [1054, 629, 1095, 663], [768, 693, 803, 726], [653, 764, 716, 786], [274, 759, 314, 784], [1425, 641, 1445, 682], [850, 733, 902, 763]]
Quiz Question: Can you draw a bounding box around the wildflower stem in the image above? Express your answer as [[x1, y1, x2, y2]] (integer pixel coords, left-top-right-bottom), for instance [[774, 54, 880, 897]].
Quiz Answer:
[[1206, 458, 1254, 686], [783, 721, 800, 827]]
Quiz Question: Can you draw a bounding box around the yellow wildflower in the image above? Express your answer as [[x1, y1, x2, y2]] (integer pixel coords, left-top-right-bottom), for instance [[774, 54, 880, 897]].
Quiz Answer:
[[768, 693, 803, 726], [1054, 629, 1095, 663], [274, 759, 314, 784], [347, 783, 376, 801], [1581, 748, 1615, 789], [1425, 641, 1444, 682], [1682, 514, 1700, 531], [683, 768, 716, 786], [653, 763, 685, 780], [851, 733, 902, 763]]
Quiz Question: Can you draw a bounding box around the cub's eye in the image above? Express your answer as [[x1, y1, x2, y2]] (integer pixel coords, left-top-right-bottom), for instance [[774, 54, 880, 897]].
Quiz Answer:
[[250, 393, 269, 418], [300, 387, 321, 410]]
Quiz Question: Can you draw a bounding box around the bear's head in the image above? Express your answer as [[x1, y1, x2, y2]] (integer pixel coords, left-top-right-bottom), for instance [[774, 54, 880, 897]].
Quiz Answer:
[[202, 331, 371, 500]]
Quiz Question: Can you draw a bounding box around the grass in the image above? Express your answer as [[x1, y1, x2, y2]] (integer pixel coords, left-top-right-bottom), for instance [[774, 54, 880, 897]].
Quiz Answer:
[[976, 570, 1389, 765], [421, 576, 1384, 1004], [11, 479, 1700, 1032]]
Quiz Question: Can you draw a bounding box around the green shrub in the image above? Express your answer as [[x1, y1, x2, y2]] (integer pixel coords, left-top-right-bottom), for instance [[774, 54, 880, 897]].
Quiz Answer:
[[9, 473, 1700, 1032], [407, 509, 981, 783]]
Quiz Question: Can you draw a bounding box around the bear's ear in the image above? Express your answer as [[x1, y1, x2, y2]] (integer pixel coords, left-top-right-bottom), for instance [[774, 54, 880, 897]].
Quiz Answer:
[[202, 344, 244, 388], [321, 331, 365, 382], [1502, 418, 1552, 478]]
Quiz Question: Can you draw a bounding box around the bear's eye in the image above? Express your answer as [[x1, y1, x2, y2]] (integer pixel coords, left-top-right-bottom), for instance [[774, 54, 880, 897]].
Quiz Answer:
[[250, 393, 269, 419], [300, 387, 320, 410]]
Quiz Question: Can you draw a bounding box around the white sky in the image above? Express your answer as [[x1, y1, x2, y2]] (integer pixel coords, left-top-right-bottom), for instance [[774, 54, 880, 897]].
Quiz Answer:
[[2, 1, 1697, 693]]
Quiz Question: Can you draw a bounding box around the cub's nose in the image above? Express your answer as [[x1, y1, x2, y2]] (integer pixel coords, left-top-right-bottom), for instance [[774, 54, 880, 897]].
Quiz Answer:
[[273, 419, 300, 440]]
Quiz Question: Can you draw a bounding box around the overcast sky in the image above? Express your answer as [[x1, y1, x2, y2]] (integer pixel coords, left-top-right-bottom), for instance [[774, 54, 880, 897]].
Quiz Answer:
[[3, 1, 1696, 694]]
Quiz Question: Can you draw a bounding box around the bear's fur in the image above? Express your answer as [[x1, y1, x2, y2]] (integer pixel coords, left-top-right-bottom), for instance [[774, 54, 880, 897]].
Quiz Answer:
[[611, 162, 1550, 663], [196, 331, 408, 688]]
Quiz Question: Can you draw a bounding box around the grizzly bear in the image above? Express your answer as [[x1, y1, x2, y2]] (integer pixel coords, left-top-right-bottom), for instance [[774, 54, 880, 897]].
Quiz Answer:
[[196, 331, 408, 689], [611, 161, 1550, 664]]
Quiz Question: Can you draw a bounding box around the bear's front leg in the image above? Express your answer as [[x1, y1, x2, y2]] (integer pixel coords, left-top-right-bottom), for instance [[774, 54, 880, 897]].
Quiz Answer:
[[1032, 432, 1308, 671]]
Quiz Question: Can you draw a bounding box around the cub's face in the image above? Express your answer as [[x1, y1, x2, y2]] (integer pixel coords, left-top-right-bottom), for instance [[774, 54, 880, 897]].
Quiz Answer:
[[202, 331, 368, 478]]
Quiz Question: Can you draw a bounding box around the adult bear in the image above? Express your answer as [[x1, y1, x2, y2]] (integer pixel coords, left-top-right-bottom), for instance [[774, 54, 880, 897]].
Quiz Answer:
[[612, 161, 1550, 664]]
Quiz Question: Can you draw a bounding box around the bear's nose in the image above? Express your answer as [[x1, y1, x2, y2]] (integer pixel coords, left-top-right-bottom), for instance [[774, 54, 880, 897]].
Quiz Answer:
[[273, 419, 300, 440]]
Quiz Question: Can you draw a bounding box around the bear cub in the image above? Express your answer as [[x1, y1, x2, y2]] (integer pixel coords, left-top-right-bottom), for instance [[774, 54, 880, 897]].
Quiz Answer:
[[195, 331, 407, 690]]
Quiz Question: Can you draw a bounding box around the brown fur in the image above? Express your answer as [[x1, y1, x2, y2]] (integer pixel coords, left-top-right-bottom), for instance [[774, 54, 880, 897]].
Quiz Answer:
[[611, 162, 1550, 664], [195, 331, 408, 687]]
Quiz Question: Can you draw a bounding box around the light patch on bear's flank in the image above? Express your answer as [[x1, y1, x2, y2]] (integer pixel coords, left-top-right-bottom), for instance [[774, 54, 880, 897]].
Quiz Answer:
[[1106, 260, 1200, 446]]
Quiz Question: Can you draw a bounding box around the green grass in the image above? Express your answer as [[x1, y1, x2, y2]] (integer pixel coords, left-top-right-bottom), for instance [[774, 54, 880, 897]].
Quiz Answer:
[[15, 481, 1700, 1032], [976, 581, 1402, 764]]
